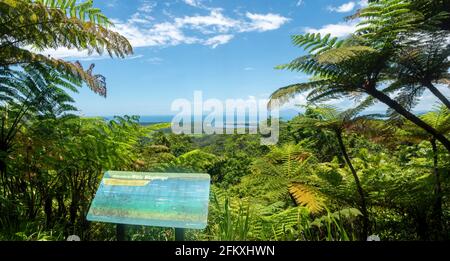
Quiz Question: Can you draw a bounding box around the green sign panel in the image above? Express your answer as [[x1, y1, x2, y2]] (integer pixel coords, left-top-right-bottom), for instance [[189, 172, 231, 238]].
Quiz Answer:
[[87, 171, 211, 229]]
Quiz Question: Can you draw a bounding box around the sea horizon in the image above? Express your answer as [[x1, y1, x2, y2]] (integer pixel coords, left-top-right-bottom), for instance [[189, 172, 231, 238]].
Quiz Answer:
[[98, 109, 427, 124]]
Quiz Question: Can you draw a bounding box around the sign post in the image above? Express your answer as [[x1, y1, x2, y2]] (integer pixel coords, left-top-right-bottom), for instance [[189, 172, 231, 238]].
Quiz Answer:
[[175, 228, 185, 241], [86, 171, 211, 241], [116, 224, 126, 241]]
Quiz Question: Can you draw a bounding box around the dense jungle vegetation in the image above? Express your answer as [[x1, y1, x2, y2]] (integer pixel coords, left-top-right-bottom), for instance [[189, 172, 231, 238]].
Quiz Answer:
[[0, 0, 449, 241]]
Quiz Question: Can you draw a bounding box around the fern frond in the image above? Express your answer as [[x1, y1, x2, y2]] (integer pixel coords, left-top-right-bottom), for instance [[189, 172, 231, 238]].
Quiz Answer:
[[269, 80, 331, 108], [288, 183, 325, 214], [356, 0, 425, 42], [317, 46, 376, 64], [291, 33, 344, 55]]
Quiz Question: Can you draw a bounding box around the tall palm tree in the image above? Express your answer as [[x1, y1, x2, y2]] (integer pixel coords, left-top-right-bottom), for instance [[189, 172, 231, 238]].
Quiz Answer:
[[291, 105, 378, 239]]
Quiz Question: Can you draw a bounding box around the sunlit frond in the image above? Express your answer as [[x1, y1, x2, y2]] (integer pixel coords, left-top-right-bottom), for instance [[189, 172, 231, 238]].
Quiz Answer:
[[288, 183, 325, 214]]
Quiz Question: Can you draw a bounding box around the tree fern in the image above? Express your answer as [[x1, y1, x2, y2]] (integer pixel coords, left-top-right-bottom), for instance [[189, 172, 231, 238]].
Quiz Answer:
[[0, 0, 133, 96], [270, 0, 450, 154]]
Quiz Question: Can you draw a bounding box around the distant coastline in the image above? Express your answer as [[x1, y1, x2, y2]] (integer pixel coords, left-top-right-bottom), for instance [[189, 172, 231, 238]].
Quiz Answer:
[[101, 109, 304, 125], [100, 109, 410, 125]]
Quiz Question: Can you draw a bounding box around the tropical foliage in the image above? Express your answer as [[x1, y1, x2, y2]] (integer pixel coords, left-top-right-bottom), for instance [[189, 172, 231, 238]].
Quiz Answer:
[[0, 0, 449, 241]]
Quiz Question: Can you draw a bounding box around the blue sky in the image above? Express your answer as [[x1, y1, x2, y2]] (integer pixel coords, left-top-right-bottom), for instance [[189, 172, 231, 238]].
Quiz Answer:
[[41, 0, 447, 116]]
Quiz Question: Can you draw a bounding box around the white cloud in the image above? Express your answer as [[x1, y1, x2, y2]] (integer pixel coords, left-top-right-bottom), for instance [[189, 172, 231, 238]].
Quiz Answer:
[[403, 85, 450, 112], [107, 0, 118, 8], [183, 0, 203, 7], [203, 34, 234, 48], [128, 13, 154, 24], [126, 1, 156, 25], [113, 21, 200, 48], [171, 10, 289, 34], [244, 67, 255, 71], [327, 2, 356, 13], [358, 0, 369, 7], [138, 1, 157, 13], [112, 8, 289, 49], [35, 47, 144, 61], [80, 55, 144, 62], [37, 2, 290, 58], [174, 10, 238, 34], [37, 47, 94, 59], [296, 0, 304, 7], [280, 93, 308, 110], [126, 54, 144, 60], [243, 12, 290, 32], [304, 20, 359, 37]]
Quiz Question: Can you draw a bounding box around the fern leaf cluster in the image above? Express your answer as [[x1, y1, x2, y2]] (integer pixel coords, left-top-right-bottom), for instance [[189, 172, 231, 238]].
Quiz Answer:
[[0, 0, 133, 97], [291, 33, 344, 55], [288, 183, 325, 214]]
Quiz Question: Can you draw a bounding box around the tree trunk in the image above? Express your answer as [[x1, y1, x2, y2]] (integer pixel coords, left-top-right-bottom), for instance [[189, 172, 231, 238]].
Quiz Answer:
[[430, 138, 443, 240], [44, 195, 53, 228], [368, 89, 450, 152], [56, 193, 66, 219], [0, 157, 7, 197], [336, 130, 369, 240], [416, 210, 429, 240], [69, 195, 79, 227], [425, 82, 450, 110], [0, 144, 12, 197]]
